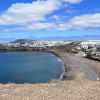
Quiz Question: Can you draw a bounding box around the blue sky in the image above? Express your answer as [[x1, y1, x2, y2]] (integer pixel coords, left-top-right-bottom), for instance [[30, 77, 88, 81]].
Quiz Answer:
[[0, 0, 100, 42]]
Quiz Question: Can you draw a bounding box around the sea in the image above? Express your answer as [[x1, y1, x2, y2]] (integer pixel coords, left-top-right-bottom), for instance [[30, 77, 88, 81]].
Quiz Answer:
[[0, 52, 64, 84]]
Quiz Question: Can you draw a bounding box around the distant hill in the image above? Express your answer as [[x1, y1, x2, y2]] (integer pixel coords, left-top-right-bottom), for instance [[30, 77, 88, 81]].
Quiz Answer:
[[11, 39, 36, 43], [9, 35, 100, 43]]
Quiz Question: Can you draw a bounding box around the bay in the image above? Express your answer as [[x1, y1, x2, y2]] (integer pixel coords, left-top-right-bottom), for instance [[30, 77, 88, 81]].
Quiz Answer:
[[0, 52, 64, 84]]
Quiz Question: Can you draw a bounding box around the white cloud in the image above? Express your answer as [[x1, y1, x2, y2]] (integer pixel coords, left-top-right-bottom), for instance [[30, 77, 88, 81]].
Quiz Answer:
[[0, 0, 61, 25], [62, 0, 83, 4], [52, 15, 61, 21], [0, 0, 86, 32], [26, 22, 57, 30], [58, 13, 100, 30]]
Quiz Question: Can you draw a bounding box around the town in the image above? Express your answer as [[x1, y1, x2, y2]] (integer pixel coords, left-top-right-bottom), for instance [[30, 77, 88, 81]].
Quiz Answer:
[[0, 39, 100, 60]]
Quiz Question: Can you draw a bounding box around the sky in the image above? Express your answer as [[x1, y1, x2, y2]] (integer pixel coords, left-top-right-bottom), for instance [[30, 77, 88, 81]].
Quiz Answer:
[[0, 0, 100, 42]]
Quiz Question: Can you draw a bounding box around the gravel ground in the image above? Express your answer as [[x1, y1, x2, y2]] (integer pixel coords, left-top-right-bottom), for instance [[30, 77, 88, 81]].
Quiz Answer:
[[0, 80, 100, 100]]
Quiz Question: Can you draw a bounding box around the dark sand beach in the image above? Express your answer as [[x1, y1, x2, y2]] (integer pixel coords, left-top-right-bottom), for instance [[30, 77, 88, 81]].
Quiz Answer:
[[55, 52, 100, 81]]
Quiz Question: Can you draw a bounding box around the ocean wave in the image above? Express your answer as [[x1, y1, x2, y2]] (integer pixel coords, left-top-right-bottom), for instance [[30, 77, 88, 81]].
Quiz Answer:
[[57, 58, 65, 80]]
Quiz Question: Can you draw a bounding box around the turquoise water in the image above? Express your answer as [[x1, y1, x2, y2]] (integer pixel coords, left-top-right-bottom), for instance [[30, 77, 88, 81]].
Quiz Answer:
[[0, 52, 64, 84]]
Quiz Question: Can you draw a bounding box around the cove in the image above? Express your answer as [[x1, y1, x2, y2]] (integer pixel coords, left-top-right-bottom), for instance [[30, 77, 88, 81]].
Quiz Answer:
[[0, 52, 64, 84]]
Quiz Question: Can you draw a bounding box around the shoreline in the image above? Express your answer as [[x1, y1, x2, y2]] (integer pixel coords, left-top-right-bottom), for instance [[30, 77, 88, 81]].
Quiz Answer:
[[0, 50, 99, 81], [48, 51, 67, 80], [46, 50, 79, 80], [0, 50, 78, 81], [56, 57, 65, 80], [48, 50, 97, 81]]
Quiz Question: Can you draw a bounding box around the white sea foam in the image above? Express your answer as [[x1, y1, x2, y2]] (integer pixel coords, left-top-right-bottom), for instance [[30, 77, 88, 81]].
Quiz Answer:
[[57, 58, 65, 80], [97, 77, 99, 81], [59, 65, 65, 80], [58, 58, 62, 62]]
